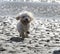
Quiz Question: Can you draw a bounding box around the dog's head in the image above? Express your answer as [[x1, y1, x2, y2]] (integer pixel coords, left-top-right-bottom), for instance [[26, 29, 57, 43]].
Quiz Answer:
[[16, 11, 34, 25]]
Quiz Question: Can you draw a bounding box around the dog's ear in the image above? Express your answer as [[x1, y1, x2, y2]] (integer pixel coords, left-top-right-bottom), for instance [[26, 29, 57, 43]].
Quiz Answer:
[[31, 17, 34, 21], [16, 13, 22, 20], [30, 15, 34, 22], [16, 16, 20, 20], [28, 12, 34, 21]]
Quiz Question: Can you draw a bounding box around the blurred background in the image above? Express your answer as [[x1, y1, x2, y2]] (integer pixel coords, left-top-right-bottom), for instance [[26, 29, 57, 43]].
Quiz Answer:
[[0, 0, 60, 3], [0, 0, 60, 19]]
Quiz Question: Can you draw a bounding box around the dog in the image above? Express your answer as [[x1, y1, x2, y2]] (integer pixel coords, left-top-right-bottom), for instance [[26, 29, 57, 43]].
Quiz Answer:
[[16, 11, 34, 39]]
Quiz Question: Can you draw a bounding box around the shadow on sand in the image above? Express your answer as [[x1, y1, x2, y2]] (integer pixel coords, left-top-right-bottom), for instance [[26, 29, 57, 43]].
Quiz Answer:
[[53, 50, 60, 54], [10, 37, 24, 42]]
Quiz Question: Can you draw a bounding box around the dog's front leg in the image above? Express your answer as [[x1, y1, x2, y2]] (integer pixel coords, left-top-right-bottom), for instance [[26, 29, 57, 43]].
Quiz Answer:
[[25, 31, 30, 38], [20, 32, 25, 38], [25, 33, 28, 38]]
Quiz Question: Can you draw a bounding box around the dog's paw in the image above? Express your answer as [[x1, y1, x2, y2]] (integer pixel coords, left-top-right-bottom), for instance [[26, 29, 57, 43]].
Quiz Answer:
[[27, 31, 30, 34]]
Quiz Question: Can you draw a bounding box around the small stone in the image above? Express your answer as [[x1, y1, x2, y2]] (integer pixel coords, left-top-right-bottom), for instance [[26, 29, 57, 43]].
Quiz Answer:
[[47, 33, 50, 34], [9, 50, 16, 53], [44, 44, 48, 46], [49, 51, 51, 53], [23, 50, 26, 52], [55, 39, 59, 41], [46, 30, 49, 31], [46, 39, 50, 42], [21, 45, 26, 47], [29, 40, 32, 44], [50, 37, 54, 40], [35, 44, 39, 47], [34, 50, 36, 53], [0, 47, 6, 51], [27, 46, 31, 49], [5, 33, 10, 36], [3, 22, 7, 26]]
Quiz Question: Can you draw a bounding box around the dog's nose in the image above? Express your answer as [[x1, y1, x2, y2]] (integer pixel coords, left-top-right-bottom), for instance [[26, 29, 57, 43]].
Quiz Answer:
[[25, 18, 28, 21]]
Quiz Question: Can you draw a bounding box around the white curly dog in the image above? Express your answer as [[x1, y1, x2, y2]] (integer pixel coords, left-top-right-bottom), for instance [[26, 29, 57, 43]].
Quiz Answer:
[[16, 11, 34, 39]]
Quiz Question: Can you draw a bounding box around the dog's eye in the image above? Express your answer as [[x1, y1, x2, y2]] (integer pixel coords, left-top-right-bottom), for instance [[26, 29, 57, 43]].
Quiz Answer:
[[22, 16, 25, 18]]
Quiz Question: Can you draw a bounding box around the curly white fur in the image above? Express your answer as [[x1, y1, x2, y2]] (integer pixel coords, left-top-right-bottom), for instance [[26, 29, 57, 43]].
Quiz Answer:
[[16, 11, 34, 38]]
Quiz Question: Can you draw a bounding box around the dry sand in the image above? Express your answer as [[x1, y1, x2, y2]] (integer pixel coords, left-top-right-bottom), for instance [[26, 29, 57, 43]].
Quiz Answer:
[[0, 16, 60, 54], [0, 2, 60, 54]]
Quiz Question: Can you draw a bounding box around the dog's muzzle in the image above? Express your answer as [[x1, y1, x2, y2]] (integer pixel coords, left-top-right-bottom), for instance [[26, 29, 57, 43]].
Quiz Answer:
[[24, 18, 29, 23], [25, 18, 28, 21]]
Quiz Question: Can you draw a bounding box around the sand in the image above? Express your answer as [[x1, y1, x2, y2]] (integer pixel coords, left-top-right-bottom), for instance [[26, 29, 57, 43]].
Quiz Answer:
[[0, 2, 60, 54], [0, 16, 60, 54]]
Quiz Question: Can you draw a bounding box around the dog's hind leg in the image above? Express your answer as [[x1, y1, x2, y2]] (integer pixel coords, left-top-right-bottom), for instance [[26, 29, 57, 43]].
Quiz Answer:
[[25, 32, 29, 38]]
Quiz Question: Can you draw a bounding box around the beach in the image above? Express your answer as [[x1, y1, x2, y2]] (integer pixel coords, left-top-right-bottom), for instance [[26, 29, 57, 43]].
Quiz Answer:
[[0, 16, 60, 54], [0, 2, 60, 54]]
